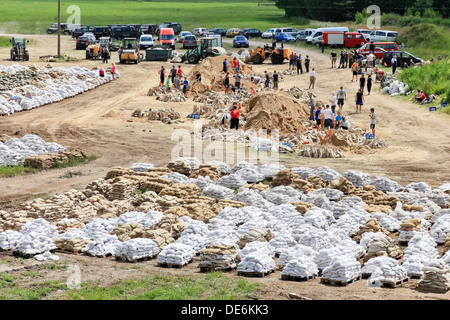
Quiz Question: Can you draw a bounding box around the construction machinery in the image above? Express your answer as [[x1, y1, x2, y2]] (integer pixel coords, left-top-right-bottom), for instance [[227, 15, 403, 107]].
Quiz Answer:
[[246, 40, 291, 65], [86, 37, 112, 60], [119, 38, 143, 64], [10, 37, 29, 62], [181, 37, 221, 64]]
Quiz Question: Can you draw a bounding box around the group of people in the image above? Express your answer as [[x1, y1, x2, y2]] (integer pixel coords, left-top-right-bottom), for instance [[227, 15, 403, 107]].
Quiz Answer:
[[158, 65, 190, 98], [98, 63, 116, 80], [221, 102, 240, 130], [329, 49, 365, 70], [288, 52, 311, 75]]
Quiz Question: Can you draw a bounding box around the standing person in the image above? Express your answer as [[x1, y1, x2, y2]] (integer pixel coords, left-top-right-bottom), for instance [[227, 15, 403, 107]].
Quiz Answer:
[[359, 74, 366, 94], [177, 65, 183, 78], [170, 65, 177, 84], [289, 51, 295, 70], [296, 54, 303, 75], [232, 57, 239, 72], [369, 108, 376, 136], [158, 66, 166, 86], [367, 51, 375, 69], [175, 74, 181, 91], [337, 86, 346, 113], [329, 91, 337, 114], [308, 68, 316, 89], [330, 49, 337, 68], [272, 70, 279, 90], [230, 104, 240, 130], [182, 77, 189, 98], [264, 71, 270, 88], [321, 39, 325, 53], [351, 60, 359, 82], [165, 77, 171, 91], [223, 58, 228, 73], [322, 105, 333, 129], [308, 92, 316, 121], [233, 71, 242, 92], [315, 106, 322, 130], [391, 55, 398, 75], [347, 49, 354, 68], [355, 88, 364, 113], [102, 46, 109, 64], [111, 63, 116, 80], [304, 55, 310, 73], [366, 75, 373, 95], [343, 50, 349, 68], [222, 110, 231, 128], [338, 50, 345, 68], [223, 72, 230, 94]]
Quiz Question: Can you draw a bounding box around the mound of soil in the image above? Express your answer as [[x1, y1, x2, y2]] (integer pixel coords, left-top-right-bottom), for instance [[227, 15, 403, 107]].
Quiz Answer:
[[242, 90, 310, 135]]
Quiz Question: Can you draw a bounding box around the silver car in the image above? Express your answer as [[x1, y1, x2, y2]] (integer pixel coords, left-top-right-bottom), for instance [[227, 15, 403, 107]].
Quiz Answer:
[[178, 31, 192, 43], [182, 35, 198, 49]]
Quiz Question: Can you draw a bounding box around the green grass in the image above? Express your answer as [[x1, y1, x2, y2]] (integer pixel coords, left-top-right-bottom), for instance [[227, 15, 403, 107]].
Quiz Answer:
[[0, 164, 39, 178], [0, 36, 11, 48], [63, 272, 261, 300], [0, 272, 62, 300]]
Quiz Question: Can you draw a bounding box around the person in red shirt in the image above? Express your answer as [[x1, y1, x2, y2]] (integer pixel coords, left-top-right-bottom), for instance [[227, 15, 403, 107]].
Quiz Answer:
[[230, 104, 240, 130], [232, 57, 239, 72], [177, 65, 183, 78]]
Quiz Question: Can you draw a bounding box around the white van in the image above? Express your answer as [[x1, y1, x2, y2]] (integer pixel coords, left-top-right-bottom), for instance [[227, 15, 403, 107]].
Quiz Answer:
[[366, 30, 398, 42], [139, 34, 154, 50], [305, 27, 349, 44], [274, 27, 299, 37], [296, 28, 315, 41]]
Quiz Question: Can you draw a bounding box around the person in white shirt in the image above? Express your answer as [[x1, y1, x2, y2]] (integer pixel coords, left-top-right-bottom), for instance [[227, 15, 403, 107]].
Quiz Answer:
[[367, 52, 375, 68], [322, 105, 334, 129], [329, 91, 337, 114], [309, 68, 316, 89]]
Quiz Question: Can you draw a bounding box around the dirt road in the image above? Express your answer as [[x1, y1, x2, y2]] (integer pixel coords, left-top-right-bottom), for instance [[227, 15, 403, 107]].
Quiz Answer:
[[1, 34, 450, 300]]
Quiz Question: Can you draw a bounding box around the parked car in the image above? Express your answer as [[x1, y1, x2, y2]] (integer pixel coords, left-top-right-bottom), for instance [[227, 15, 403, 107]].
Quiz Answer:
[[178, 31, 192, 43], [158, 22, 182, 35], [140, 24, 158, 35], [275, 27, 299, 37], [139, 34, 154, 50], [358, 42, 399, 58], [306, 27, 349, 43], [382, 51, 424, 67], [76, 34, 95, 50], [226, 28, 240, 38], [72, 26, 94, 38], [159, 27, 176, 49], [261, 28, 276, 39], [355, 29, 372, 39], [233, 35, 249, 48], [192, 28, 209, 36], [93, 26, 111, 38], [240, 28, 262, 38], [183, 35, 198, 49], [275, 32, 296, 43], [296, 28, 315, 41], [110, 25, 141, 40], [311, 35, 323, 46], [209, 28, 227, 36], [47, 23, 68, 34], [366, 30, 398, 42], [323, 31, 366, 48]]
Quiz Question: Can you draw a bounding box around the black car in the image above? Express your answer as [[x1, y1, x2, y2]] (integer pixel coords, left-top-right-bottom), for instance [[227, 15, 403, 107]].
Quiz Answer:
[[46, 23, 68, 34], [209, 28, 227, 36], [140, 24, 159, 35], [72, 26, 94, 38], [110, 26, 141, 40], [93, 26, 111, 38], [158, 22, 182, 35], [239, 28, 262, 38], [76, 35, 95, 50], [63, 24, 82, 35], [382, 51, 424, 67]]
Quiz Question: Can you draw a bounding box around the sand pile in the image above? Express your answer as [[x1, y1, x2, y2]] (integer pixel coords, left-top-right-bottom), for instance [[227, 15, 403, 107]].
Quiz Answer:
[[243, 91, 310, 135]]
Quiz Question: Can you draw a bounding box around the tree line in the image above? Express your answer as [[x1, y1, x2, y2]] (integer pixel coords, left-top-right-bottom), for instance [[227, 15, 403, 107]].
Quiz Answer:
[[273, 0, 449, 21]]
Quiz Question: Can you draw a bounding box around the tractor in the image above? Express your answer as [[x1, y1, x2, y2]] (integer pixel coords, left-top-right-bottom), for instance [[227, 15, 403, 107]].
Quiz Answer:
[[86, 37, 112, 60], [118, 38, 143, 64], [246, 40, 291, 65], [181, 37, 221, 64], [10, 37, 30, 62]]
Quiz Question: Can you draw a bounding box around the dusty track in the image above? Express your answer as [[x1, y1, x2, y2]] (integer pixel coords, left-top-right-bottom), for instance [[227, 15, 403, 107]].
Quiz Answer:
[[0, 34, 449, 300]]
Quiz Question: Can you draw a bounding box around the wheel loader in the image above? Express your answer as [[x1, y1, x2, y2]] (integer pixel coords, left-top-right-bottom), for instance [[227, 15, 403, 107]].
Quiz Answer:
[[181, 37, 220, 64], [86, 37, 112, 60], [119, 38, 143, 64], [246, 40, 291, 65], [10, 37, 29, 62]]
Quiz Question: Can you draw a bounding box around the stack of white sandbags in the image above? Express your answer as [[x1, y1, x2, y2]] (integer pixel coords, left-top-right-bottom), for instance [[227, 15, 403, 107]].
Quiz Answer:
[[302, 207, 335, 230], [233, 188, 274, 210], [361, 256, 398, 277], [430, 215, 450, 244], [257, 164, 285, 179], [372, 212, 401, 232], [237, 252, 276, 275], [401, 232, 439, 277], [189, 175, 215, 190], [321, 256, 361, 282], [0, 230, 24, 250], [204, 226, 240, 247], [179, 216, 209, 238], [156, 242, 196, 266], [34, 250, 60, 261], [301, 193, 331, 208], [328, 208, 371, 236], [281, 256, 319, 279], [404, 182, 433, 193], [312, 188, 344, 202], [230, 161, 257, 174], [417, 259, 450, 293], [314, 240, 365, 270], [291, 167, 314, 180], [129, 163, 154, 172], [81, 218, 121, 256], [214, 207, 245, 225], [276, 244, 316, 269], [216, 174, 247, 188], [114, 238, 160, 262], [202, 184, 235, 200], [343, 170, 373, 188], [313, 166, 343, 182], [298, 228, 346, 251], [239, 241, 274, 259], [160, 172, 190, 184], [371, 177, 404, 192], [260, 186, 301, 205], [234, 167, 265, 183], [268, 235, 298, 256], [11, 219, 58, 256], [369, 263, 408, 284]]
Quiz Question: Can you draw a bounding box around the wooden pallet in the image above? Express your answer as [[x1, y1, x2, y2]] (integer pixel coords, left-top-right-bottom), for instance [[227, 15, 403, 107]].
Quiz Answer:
[[281, 274, 317, 282], [361, 273, 372, 279], [55, 248, 81, 255], [320, 275, 361, 286], [380, 278, 409, 288], [115, 255, 156, 263], [84, 252, 111, 259], [237, 269, 275, 278], [408, 274, 422, 279], [199, 266, 235, 273], [158, 261, 190, 269]]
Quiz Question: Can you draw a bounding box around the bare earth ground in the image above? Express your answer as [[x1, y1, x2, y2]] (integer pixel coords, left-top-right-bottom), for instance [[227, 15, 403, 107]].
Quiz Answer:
[[0, 34, 449, 300]]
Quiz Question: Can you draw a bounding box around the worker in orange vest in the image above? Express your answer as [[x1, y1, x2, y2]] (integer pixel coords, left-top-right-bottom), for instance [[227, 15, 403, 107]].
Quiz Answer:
[[230, 103, 240, 130]]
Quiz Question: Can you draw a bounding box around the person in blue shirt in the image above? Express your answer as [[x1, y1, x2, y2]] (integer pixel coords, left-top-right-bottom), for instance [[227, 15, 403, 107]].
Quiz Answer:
[[223, 58, 227, 73], [334, 111, 343, 129], [182, 77, 189, 98], [315, 106, 322, 130]]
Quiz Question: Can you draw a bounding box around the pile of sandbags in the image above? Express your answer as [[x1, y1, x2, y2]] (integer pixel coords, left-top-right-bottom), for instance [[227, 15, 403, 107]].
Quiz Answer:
[[363, 233, 403, 262], [109, 222, 145, 242], [313, 240, 365, 271], [343, 170, 373, 188], [361, 256, 399, 277], [156, 242, 196, 266], [298, 145, 345, 158], [398, 217, 423, 243], [237, 252, 276, 275], [114, 238, 160, 262], [320, 256, 361, 283], [281, 256, 319, 280], [352, 218, 390, 243], [237, 227, 273, 249], [369, 263, 408, 285], [417, 259, 450, 293], [198, 243, 241, 271], [142, 229, 175, 249]]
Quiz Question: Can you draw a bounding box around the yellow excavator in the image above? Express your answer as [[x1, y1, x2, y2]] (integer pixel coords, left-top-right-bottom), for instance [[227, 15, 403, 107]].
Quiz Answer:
[[246, 39, 291, 65]]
